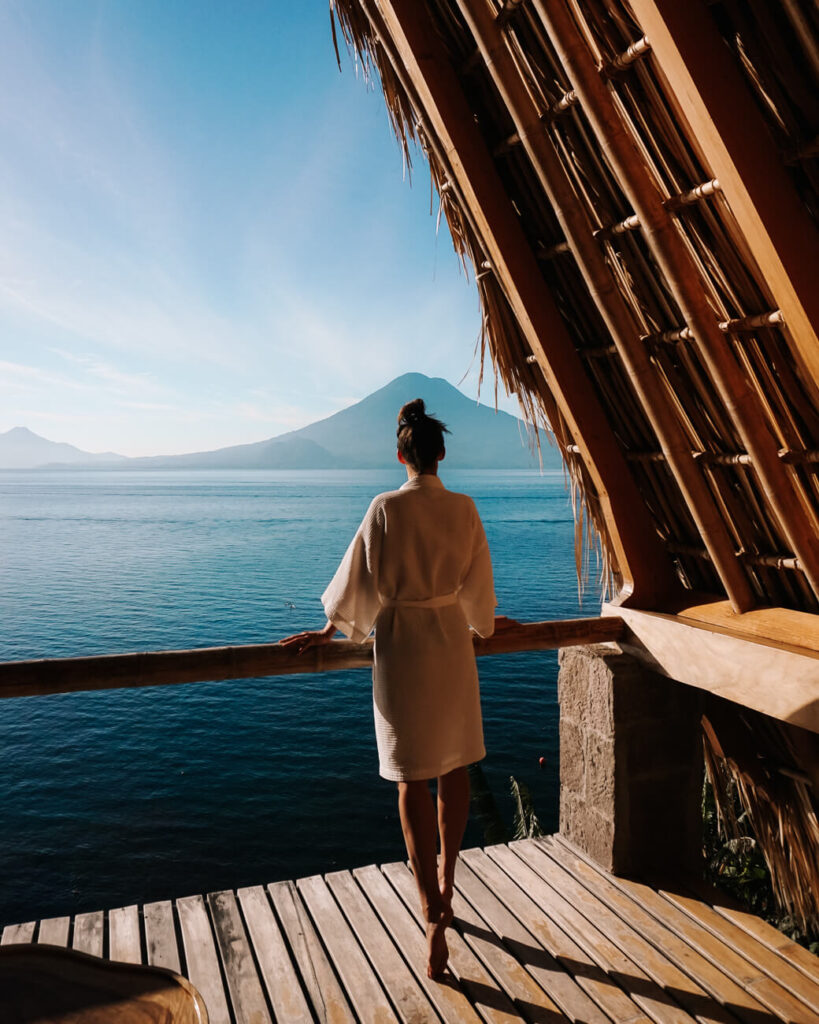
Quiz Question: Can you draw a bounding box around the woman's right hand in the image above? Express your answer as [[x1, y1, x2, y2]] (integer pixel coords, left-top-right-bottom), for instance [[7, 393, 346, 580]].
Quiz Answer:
[[279, 621, 337, 654]]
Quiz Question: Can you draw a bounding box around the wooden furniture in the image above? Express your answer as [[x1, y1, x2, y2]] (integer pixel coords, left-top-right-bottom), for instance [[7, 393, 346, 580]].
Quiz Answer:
[[0, 942, 207, 1024]]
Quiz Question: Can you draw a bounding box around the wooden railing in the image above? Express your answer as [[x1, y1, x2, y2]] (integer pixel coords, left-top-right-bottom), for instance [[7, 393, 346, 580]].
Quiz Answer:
[[0, 617, 625, 699]]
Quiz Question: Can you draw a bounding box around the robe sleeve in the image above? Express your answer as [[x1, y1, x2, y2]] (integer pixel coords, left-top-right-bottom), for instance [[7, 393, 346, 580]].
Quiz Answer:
[[321, 499, 383, 643], [459, 503, 497, 637]]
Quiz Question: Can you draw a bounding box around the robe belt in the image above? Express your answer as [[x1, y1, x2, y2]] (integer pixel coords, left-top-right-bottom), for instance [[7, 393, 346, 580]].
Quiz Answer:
[[380, 591, 460, 609]]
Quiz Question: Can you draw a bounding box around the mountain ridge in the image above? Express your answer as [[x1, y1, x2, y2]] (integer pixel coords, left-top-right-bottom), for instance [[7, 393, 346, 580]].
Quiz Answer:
[[1, 373, 561, 470]]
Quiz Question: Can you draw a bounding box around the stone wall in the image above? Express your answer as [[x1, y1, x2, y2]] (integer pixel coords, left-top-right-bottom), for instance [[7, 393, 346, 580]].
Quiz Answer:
[[558, 643, 703, 879]]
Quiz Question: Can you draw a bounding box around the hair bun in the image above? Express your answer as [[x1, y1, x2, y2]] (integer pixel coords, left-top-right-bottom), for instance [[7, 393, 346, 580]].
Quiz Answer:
[[398, 398, 426, 428]]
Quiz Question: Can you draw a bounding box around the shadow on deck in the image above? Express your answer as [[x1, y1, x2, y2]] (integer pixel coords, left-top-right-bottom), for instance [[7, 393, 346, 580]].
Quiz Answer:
[[3, 834, 818, 1023]]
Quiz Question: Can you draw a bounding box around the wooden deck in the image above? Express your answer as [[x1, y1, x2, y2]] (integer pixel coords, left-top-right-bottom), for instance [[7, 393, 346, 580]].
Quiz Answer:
[[3, 835, 819, 1024]]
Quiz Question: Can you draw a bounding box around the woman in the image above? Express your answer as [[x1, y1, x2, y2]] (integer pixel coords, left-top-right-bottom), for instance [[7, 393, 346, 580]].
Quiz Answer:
[[280, 398, 506, 978]]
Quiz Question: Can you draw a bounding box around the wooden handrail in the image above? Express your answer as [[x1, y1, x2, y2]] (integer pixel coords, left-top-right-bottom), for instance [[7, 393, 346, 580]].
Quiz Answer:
[[0, 618, 625, 699]]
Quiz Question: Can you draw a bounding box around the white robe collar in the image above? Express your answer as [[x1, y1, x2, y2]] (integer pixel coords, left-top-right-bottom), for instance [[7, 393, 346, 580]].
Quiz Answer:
[[400, 474, 445, 491]]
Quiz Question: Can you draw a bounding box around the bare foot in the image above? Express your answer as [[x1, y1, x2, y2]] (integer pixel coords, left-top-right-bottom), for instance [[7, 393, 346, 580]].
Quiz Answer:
[[426, 911, 449, 978], [438, 876, 454, 926]]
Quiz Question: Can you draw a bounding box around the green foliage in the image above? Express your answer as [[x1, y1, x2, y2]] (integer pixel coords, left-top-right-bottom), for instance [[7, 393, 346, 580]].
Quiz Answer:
[[468, 764, 545, 844], [510, 775, 545, 840], [703, 778, 819, 953]]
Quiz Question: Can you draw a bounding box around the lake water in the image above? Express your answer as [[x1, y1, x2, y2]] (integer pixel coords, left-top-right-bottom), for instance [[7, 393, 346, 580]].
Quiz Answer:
[[0, 468, 594, 927]]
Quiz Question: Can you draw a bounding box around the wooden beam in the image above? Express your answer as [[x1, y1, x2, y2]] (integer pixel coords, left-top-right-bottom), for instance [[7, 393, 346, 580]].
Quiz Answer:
[[602, 600, 819, 734], [373, 0, 681, 608], [627, 0, 819, 407], [0, 617, 626, 699], [533, 0, 819, 603], [455, 0, 754, 612]]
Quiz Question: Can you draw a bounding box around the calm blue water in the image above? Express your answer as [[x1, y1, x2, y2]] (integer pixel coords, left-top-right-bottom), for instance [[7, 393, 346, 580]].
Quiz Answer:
[[0, 469, 592, 927]]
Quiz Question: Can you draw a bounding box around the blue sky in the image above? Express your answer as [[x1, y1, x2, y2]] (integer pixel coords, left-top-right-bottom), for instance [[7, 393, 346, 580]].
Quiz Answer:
[[0, 2, 520, 456]]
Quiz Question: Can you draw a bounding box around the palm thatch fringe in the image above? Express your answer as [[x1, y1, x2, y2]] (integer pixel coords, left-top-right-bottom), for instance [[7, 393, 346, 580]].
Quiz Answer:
[[702, 707, 819, 933]]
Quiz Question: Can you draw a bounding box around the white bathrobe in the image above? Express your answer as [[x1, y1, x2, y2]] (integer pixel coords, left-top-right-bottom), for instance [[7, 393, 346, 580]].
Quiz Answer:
[[322, 474, 497, 781]]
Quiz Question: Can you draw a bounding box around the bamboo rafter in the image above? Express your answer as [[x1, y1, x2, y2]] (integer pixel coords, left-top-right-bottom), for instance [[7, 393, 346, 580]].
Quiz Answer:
[[532, 0, 819, 602]]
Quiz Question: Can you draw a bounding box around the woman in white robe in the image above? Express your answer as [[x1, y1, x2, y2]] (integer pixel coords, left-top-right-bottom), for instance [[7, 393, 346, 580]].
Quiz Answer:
[[281, 398, 506, 978]]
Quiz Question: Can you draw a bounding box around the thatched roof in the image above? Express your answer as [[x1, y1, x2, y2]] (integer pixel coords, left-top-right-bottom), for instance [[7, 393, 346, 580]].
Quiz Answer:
[[330, 0, 819, 615]]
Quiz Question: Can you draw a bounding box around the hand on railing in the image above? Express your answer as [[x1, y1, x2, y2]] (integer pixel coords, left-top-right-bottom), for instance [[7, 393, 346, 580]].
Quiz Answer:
[[279, 620, 338, 656]]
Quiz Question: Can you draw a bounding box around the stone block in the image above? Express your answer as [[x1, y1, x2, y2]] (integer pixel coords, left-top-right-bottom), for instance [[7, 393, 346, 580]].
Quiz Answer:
[[558, 643, 703, 881], [558, 644, 615, 731], [559, 717, 586, 796], [584, 729, 615, 808], [560, 789, 614, 871]]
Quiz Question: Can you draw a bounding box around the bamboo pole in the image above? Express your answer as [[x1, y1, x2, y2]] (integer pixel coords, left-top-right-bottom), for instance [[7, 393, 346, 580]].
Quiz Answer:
[[533, 0, 819, 603], [364, 0, 682, 609], [455, 0, 755, 610], [626, 0, 819, 407], [0, 618, 626, 700]]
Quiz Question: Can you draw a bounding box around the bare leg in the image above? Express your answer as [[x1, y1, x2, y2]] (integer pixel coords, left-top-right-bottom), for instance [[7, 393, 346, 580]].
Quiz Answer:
[[397, 780, 449, 977], [437, 766, 470, 916]]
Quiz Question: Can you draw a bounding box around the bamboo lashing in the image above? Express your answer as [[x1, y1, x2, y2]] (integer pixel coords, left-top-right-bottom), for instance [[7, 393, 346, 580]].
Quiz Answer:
[[606, 35, 651, 73], [626, 448, 819, 467], [643, 309, 784, 345], [455, 0, 755, 610], [667, 542, 802, 572], [537, 179, 722, 253], [532, 0, 819, 603]]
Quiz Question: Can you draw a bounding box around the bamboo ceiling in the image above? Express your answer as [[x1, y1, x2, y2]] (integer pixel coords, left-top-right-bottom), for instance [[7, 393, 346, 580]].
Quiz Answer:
[[331, 0, 819, 614]]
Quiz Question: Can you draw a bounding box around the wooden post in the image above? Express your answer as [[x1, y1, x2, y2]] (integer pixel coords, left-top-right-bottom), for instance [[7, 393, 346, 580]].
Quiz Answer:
[[453, 0, 755, 613], [533, 0, 819, 603], [371, 0, 681, 609], [627, 0, 819, 408]]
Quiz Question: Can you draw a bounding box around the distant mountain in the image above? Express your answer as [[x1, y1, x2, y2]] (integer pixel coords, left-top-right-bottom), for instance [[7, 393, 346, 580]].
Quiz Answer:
[[3, 373, 563, 471], [0, 426, 126, 470], [274, 372, 553, 469]]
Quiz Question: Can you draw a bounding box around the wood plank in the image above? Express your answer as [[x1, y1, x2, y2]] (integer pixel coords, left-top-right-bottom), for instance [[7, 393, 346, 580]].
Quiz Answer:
[[541, 839, 777, 1024], [1, 922, 36, 945], [269, 879, 356, 1024], [358, 862, 499, 1023], [37, 916, 70, 947], [602, 602, 819, 733], [207, 890, 272, 1024], [424, 865, 566, 1024], [71, 911, 104, 958], [712, 905, 819, 984], [460, 847, 645, 1024], [176, 894, 231, 1024], [144, 899, 181, 974], [512, 840, 742, 1024], [237, 885, 313, 1024], [493, 843, 698, 1024], [557, 859, 819, 1024], [109, 904, 141, 964], [660, 889, 819, 1015], [297, 874, 398, 1024], [0, 619, 623, 700], [381, 860, 532, 1024], [324, 870, 440, 1024]]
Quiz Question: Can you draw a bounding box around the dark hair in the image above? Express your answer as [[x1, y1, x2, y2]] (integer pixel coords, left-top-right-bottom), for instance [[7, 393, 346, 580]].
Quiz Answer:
[[397, 398, 449, 472]]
